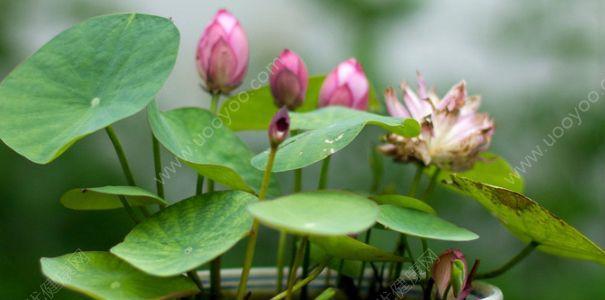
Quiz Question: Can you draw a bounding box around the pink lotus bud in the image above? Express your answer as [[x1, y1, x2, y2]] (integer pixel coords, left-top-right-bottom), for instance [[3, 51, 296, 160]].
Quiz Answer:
[[196, 9, 248, 94], [268, 107, 290, 148], [431, 249, 466, 299], [431, 249, 480, 300], [318, 58, 369, 110], [270, 49, 309, 110]]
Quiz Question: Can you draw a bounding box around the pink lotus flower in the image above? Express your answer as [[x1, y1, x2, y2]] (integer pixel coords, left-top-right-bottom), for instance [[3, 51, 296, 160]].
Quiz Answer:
[[318, 58, 369, 110], [196, 9, 248, 94], [268, 106, 290, 148], [270, 49, 309, 110], [379, 73, 494, 171]]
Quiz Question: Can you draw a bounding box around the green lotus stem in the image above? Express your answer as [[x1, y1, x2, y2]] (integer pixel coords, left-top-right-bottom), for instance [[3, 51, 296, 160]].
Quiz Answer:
[[476, 241, 539, 279], [317, 155, 332, 190], [187, 270, 205, 295], [118, 195, 139, 224], [106, 126, 137, 186], [105, 126, 150, 218], [210, 92, 220, 114], [422, 168, 441, 200], [285, 236, 309, 300], [151, 135, 166, 202], [276, 231, 288, 292], [210, 256, 221, 299], [298, 155, 331, 297], [404, 242, 422, 282], [357, 229, 373, 287], [196, 175, 204, 195], [272, 261, 325, 300], [294, 168, 303, 191], [408, 164, 424, 197], [279, 130, 303, 292], [207, 92, 221, 299], [391, 234, 407, 282], [301, 242, 311, 299], [236, 147, 277, 300]]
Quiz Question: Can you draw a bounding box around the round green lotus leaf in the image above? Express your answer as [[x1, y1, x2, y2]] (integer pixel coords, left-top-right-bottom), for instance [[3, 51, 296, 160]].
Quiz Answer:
[[111, 191, 257, 276], [0, 13, 179, 164], [378, 205, 478, 241], [41, 251, 198, 300], [248, 191, 379, 236], [60, 186, 167, 210]]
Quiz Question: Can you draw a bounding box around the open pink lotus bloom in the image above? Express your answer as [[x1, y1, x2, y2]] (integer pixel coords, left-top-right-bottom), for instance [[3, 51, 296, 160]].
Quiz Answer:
[[379, 73, 494, 171], [196, 9, 248, 94], [318, 58, 369, 111], [270, 49, 309, 110]]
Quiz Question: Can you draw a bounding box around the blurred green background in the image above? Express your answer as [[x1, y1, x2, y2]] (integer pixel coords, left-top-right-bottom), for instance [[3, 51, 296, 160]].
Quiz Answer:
[[1, 0, 604, 299]]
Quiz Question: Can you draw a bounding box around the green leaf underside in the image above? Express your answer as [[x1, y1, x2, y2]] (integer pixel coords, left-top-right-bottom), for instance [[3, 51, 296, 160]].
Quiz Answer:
[[450, 175, 605, 265], [60, 186, 167, 210], [218, 76, 382, 131], [377, 205, 479, 241], [251, 107, 420, 172], [0, 13, 179, 164], [370, 194, 436, 215], [148, 103, 279, 195], [111, 191, 257, 276], [309, 242, 361, 278], [310, 235, 405, 262], [428, 152, 524, 193], [40, 251, 197, 300], [248, 191, 379, 236]]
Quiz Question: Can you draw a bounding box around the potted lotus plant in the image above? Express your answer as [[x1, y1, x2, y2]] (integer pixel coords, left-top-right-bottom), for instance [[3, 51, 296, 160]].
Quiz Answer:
[[1, 8, 603, 300]]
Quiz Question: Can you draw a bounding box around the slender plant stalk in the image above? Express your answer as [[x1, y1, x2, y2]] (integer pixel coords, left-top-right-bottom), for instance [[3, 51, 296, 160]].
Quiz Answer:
[[196, 175, 204, 195], [476, 242, 539, 279], [389, 164, 424, 285], [276, 230, 288, 292], [206, 92, 221, 299], [421, 238, 430, 283], [118, 195, 140, 223], [356, 229, 373, 288], [209, 92, 220, 114], [105, 126, 151, 217], [300, 242, 311, 300], [298, 155, 332, 297], [152, 135, 165, 202], [294, 168, 302, 191], [421, 168, 441, 200], [277, 135, 303, 291], [106, 126, 137, 186], [236, 148, 277, 299], [187, 270, 205, 296], [408, 164, 424, 197], [272, 263, 326, 300], [317, 155, 332, 190], [209, 257, 221, 299], [391, 234, 407, 282], [285, 236, 308, 300]]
